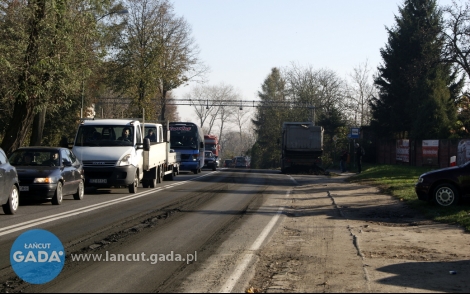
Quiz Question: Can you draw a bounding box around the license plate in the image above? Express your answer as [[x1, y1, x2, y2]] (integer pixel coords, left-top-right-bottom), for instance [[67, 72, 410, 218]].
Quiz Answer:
[[90, 179, 107, 184], [19, 186, 29, 192]]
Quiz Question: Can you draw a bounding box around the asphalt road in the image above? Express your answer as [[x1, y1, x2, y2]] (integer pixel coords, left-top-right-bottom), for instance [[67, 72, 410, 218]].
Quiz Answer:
[[0, 168, 294, 293]]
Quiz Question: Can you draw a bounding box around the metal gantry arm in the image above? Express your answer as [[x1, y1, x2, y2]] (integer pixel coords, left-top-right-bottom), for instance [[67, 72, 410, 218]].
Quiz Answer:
[[165, 98, 316, 109]]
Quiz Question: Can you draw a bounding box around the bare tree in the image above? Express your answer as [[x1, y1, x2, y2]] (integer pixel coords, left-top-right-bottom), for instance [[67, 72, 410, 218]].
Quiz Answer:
[[346, 60, 376, 126], [283, 63, 346, 123], [188, 83, 238, 134], [231, 107, 254, 150], [187, 85, 215, 128], [113, 0, 207, 121], [443, 0, 470, 80], [151, 0, 208, 121]]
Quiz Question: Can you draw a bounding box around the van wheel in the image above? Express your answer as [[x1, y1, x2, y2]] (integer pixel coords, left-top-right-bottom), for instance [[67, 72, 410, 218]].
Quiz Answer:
[[52, 182, 63, 205], [2, 185, 19, 214], [128, 172, 138, 193]]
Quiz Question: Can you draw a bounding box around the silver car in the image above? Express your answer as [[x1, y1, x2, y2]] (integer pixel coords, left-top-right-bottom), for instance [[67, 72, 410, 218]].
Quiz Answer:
[[0, 147, 20, 214]]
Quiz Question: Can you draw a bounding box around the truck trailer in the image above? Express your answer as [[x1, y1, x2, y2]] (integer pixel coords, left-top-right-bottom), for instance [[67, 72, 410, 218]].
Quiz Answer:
[[280, 122, 325, 174]]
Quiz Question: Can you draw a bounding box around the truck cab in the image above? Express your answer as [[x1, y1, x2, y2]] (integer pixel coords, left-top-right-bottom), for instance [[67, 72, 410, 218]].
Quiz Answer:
[[72, 119, 144, 193]]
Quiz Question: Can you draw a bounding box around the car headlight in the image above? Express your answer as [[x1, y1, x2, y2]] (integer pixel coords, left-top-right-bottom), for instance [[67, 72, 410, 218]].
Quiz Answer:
[[34, 177, 57, 184], [118, 154, 132, 166]]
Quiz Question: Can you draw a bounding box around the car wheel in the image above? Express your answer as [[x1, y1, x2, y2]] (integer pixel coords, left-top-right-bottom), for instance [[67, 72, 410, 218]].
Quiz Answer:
[[212, 165, 216, 171], [433, 183, 459, 207], [52, 182, 63, 205], [2, 185, 19, 215], [73, 180, 84, 200], [128, 172, 138, 193]]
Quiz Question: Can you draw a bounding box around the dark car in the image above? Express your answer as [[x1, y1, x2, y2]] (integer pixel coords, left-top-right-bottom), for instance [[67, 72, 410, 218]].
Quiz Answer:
[[415, 162, 470, 207], [224, 159, 232, 168], [0, 147, 19, 214], [9, 147, 85, 205], [234, 156, 248, 168], [203, 151, 217, 171]]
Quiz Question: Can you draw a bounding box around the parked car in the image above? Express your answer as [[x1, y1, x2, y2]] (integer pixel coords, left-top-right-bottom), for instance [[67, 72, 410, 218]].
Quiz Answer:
[[203, 151, 217, 171], [8, 147, 85, 205], [0, 147, 19, 214], [224, 159, 232, 167], [415, 162, 470, 206]]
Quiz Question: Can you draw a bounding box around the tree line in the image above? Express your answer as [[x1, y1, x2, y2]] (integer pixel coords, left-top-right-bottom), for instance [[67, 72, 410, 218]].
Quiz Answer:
[[0, 0, 206, 154], [249, 0, 470, 169]]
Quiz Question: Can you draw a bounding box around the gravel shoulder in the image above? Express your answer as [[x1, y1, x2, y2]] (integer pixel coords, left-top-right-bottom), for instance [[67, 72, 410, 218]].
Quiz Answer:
[[248, 172, 470, 293]]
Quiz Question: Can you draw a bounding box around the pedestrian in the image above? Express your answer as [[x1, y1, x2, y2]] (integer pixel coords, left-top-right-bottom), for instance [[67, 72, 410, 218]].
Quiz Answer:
[[355, 143, 364, 174], [340, 149, 348, 173]]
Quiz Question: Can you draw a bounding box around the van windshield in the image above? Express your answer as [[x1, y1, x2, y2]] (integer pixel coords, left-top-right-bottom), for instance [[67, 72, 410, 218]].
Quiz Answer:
[[74, 125, 134, 147]]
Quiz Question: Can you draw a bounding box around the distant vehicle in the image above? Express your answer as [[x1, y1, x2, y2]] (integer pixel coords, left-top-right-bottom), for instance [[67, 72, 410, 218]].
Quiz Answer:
[[0, 147, 19, 215], [203, 151, 217, 171], [280, 122, 324, 174], [8, 147, 84, 205], [415, 162, 470, 206], [204, 134, 220, 161], [233, 156, 248, 168], [169, 122, 205, 174], [224, 159, 232, 167]]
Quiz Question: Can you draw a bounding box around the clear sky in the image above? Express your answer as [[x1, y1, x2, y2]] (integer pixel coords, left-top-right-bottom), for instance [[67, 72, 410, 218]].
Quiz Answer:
[[170, 0, 453, 123]]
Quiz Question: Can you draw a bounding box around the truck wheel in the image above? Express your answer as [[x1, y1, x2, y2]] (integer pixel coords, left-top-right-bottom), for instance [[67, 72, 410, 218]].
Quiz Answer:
[[150, 177, 157, 188], [142, 179, 149, 188], [52, 182, 63, 205], [165, 169, 175, 181], [156, 167, 163, 184], [128, 172, 138, 193]]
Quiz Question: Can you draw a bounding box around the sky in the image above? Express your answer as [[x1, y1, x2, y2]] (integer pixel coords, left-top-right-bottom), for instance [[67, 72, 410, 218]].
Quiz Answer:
[[170, 0, 454, 124]]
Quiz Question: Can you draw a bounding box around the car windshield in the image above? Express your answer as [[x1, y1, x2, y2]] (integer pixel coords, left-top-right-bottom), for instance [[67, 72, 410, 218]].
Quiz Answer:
[[9, 150, 60, 167], [74, 125, 134, 147], [205, 152, 214, 158]]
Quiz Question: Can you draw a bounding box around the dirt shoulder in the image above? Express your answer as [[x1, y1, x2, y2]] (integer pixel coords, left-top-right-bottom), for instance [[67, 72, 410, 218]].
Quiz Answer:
[[248, 172, 470, 293]]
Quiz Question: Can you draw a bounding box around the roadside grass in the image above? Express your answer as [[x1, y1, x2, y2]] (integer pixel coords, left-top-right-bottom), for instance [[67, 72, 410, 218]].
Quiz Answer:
[[347, 163, 470, 232]]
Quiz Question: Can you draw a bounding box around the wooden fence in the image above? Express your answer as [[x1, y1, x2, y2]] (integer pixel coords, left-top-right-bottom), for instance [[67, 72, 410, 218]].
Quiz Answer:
[[374, 139, 462, 168]]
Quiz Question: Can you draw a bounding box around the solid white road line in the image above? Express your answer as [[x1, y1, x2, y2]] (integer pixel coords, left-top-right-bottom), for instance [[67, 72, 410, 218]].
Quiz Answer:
[[219, 189, 291, 293]]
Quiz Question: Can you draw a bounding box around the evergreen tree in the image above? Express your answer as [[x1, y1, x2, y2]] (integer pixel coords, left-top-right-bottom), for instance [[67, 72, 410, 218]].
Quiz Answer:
[[371, 0, 463, 140], [251, 68, 287, 169]]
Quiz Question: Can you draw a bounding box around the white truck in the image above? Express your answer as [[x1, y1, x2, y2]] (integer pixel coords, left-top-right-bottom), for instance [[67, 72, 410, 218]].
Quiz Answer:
[[72, 119, 180, 193]]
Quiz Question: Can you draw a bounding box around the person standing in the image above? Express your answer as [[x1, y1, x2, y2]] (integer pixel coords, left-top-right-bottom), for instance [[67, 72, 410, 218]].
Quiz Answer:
[[340, 149, 348, 173], [355, 143, 363, 174]]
